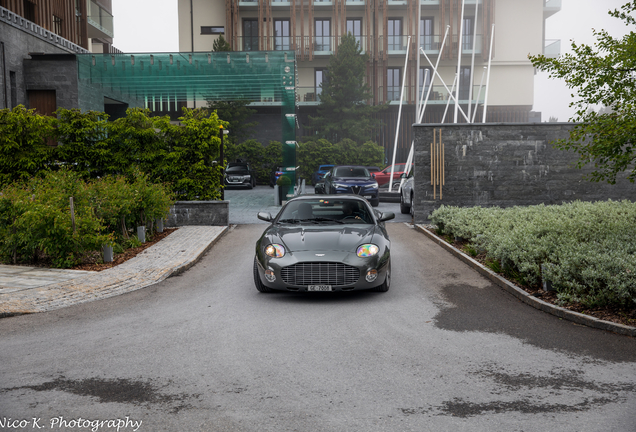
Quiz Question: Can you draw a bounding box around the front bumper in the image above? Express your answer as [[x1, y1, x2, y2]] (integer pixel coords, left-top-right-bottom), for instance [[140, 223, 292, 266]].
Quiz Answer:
[[255, 250, 390, 292]]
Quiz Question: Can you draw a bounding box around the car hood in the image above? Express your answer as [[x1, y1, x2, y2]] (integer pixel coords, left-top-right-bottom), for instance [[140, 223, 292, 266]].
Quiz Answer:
[[266, 225, 378, 252], [332, 177, 375, 184]]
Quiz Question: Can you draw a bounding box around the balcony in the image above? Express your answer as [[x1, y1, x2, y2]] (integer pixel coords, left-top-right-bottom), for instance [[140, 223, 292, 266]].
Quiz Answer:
[[544, 0, 562, 18], [236, 35, 370, 56], [379, 84, 486, 105], [87, 0, 113, 39], [543, 39, 561, 58]]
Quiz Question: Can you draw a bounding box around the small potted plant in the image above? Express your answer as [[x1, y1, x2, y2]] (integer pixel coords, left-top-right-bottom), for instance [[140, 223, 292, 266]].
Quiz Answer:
[[276, 174, 292, 204]]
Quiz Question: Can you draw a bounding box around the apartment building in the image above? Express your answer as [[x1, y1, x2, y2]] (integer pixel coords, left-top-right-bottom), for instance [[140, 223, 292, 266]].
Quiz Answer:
[[0, 1, 144, 120], [178, 0, 560, 156]]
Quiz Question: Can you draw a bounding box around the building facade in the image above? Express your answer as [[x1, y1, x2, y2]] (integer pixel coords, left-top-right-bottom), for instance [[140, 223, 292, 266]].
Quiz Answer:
[[0, 1, 141, 120], [178, 0, 561, 158]]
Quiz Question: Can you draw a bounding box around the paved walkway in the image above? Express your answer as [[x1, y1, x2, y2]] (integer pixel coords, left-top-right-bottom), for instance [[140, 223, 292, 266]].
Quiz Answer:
[[0, 226, 227, 316]]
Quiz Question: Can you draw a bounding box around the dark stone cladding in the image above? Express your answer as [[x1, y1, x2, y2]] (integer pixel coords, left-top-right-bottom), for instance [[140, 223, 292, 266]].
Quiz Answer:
[[413, 123, 635, 224], [166, 201, 229, 227]]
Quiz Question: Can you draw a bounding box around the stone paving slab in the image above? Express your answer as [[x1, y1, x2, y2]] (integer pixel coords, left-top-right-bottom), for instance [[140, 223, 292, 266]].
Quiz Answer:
[[0, 226, 228, 316]]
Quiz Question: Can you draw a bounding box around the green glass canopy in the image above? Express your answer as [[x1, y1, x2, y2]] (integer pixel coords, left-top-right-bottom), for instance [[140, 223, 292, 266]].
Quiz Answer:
[[76, 51, 297, 182]]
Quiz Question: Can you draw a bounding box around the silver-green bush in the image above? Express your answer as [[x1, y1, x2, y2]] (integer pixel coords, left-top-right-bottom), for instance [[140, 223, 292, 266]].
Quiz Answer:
[[430, 201, 636, 308]]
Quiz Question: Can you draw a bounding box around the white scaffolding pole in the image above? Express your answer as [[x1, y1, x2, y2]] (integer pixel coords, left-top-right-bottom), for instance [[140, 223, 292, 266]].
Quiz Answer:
[[467, 0, 479, 123], [418, 26, 450, 123], [454, 0, 465, 123], [389, 36, 411, 192], [482, 24, 495, 123], [421, 49, 470, 122], [472, 66, 487, 123], [416, 1, 422, 121]]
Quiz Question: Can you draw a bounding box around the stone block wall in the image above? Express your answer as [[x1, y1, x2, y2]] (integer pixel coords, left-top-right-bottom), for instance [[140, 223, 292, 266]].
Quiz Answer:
[[412, 123, 635, 223], [166, 201, 229, 227]]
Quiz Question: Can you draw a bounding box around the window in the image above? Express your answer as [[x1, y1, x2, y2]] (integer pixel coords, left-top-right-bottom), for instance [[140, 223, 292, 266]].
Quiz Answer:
[[274, 19, 290, 50], [420, 17, 434, 50], [315, 19, 330, 51], [346, 18, 362, 47], [23, 0, 36, 21], [201, 26, 224, 35], [387, 68, 401, 102], [52, 15, 62, 36], [459, 66, 471, 100], [462, 16, 474, 51], [387, 19, 402, 51], [315, 68, 327, 100], [243, 19, 258, 51]]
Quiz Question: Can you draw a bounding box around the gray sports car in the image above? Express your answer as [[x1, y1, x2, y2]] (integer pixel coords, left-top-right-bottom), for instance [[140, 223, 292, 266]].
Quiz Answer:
[[254, 195, 394, 293]]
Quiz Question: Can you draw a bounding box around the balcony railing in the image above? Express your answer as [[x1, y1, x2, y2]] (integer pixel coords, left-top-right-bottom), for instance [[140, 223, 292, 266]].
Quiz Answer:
[[234, 34, 483, 56], [379, 84, 486, 104], [87, 0, 113, 38], [544, 39, 561, 58]]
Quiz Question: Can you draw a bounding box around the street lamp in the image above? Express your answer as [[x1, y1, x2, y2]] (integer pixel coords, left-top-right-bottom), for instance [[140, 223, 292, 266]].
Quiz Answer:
[[219, 125, 229, 200]]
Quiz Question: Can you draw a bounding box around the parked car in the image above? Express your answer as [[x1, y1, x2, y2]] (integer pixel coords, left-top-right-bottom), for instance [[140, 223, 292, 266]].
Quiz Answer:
[[224, 161, 256, 189], [254, 195, 394, 293], [374, 163, 413, 187], [399, 171, 414, 216], [314, 165, 380, 207], [312, 164, 334, 185], [269, 166, 284, 187]]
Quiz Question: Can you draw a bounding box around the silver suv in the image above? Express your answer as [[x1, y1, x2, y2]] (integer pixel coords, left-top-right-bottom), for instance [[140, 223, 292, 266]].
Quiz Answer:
[[399, 171, 414, 216]]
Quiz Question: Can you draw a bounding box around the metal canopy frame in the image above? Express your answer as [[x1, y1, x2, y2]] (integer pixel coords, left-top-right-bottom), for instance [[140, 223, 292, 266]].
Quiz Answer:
[[76, 51, 297, 180]]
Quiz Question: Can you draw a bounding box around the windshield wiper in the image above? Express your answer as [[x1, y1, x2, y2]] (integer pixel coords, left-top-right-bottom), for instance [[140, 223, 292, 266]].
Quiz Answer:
[[310, 217, 344, 224], [277, 218, 300, 224]]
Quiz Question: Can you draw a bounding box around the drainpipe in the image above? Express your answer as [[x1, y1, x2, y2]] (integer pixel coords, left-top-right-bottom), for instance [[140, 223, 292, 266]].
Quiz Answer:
[[1, 42, 6, 109], [190, 0, 194, 52]]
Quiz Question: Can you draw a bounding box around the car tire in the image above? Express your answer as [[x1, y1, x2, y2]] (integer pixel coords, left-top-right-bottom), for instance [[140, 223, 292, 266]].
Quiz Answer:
[[375, 263, 390, 292], [371, 198, 380, 207], [400, 193, 410, 214], [409, 193, 414, 218], [247, 181, 253, 190], [253, 258, 274, 293]]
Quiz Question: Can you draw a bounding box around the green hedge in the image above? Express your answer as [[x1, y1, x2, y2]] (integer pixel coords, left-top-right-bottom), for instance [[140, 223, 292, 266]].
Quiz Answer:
[[430, 201, 636, 309], [0, 170, 173, 268]]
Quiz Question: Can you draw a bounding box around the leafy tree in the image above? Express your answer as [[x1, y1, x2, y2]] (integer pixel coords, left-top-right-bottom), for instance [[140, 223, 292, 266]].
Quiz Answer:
[[213, 34, 231, 52], [529, 1, 636, 183], [53, 108, 110, 178], [0, 106, 54, 187], [310, 33, 387, 143], [204, 99, 257, 143]]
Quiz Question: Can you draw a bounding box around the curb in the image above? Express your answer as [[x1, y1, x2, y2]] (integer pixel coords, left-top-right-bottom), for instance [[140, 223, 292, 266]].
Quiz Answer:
[[0, 226, 229, 318], [414, 224, 636, 337]]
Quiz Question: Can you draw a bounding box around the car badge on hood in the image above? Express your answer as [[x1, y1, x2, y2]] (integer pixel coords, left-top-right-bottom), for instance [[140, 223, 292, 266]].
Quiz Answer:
[[315, 253, 325, 257]]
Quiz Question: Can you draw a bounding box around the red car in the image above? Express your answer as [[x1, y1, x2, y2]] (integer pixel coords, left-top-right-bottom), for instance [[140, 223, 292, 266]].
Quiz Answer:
[[374, 163, 413, 186]]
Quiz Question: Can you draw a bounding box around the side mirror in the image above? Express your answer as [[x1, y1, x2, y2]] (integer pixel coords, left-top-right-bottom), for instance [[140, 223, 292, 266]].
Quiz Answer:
[[257, 212, 273, 222], [372, 173, 376, 178], [378, 212, 395, 222], [400, 172, 407, 178]]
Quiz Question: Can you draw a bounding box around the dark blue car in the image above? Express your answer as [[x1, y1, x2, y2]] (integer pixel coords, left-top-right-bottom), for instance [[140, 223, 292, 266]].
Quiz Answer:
[[312, 164, 335, 185], [314, 165, 380, 207]]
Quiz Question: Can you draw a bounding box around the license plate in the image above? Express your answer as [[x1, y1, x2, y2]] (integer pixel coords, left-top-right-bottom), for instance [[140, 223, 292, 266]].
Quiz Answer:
[[308, 285, 333, 291]]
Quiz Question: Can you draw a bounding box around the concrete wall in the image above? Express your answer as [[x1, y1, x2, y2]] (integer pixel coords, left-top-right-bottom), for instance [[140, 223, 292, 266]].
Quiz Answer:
[[413, 123, 636, 224], [166, 201, 229, 227]]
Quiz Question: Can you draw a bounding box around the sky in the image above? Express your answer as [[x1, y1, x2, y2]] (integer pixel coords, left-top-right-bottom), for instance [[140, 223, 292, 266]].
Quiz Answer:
[[111, 0, 632, 122]]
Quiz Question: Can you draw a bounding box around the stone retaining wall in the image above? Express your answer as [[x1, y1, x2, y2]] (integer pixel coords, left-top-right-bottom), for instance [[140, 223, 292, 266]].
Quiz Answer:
[[166, 201, 229, 227], [413, 123, 635, 223]]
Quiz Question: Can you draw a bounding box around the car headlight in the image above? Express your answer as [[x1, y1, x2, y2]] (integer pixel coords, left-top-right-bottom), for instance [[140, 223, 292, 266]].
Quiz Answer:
[[369, 182, 379, 188], [357, 244, 379, 257], [265, 244, 286, 258], [333, 182, 347, 189]]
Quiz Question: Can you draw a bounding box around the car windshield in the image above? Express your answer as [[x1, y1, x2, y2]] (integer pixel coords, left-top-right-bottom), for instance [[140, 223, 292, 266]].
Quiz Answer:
[[333, 167, 370, 178], [277, 199, 373, 224], [226, 166, 249, 173]]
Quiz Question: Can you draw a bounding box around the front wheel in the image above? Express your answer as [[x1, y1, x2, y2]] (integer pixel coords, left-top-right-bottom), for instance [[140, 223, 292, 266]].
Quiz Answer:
[[374, 263, 390, 292], [400, 193, 410, 214], [371, 197, 380, 207], [254, 258, 274, 293]]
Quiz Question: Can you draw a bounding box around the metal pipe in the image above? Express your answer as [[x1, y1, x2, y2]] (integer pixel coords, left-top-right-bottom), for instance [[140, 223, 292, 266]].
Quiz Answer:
[[454, 0, 466, 123], [472, 66, 487, 123], [1, 42, 6, 109], [388, 35, 411, 193], [468, 0, 479, 122], [417, 26, 450, 123], [190, 0, 194, 52], [482, 24, 495, 123]]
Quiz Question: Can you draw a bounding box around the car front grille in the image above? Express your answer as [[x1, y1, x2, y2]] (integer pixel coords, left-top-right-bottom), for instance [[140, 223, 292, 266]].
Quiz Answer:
[[281, 262, 360, 286]]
